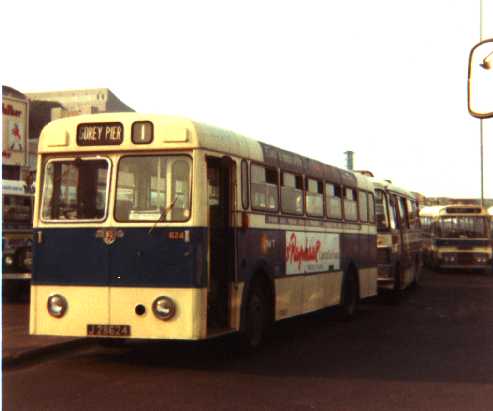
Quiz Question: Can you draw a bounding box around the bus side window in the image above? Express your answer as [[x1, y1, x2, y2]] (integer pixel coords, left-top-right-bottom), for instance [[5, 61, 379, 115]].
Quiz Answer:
[[368, 193, 375, 224], [241, 160, 249, 209], [375, 190, 389, 230], [343, 187, 358, 221], [306, 178, 323, 217], [281, 171, 304, 215], [389, 195, 398, 229], [326, 182, 342, 220], [358, 190, 368, 223], [398, 197, 409, 229], [407, 199, 419, 228], [171, 160, 191, 220], [251, 164, 278, 211]]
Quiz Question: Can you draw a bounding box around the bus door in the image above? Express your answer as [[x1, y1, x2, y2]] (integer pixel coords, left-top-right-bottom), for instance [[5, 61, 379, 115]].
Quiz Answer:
[[206, 156, 235, 330], [396, 196, 414, 283], [389, 194, 405, 287]]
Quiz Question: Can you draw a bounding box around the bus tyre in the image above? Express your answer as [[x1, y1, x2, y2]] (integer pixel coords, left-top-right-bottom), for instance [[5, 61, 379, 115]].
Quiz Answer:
[[390, 264, 402, 304], [242, 282, 269, 350], [411, 258, 422, 289], [338, 270, 358, 321]]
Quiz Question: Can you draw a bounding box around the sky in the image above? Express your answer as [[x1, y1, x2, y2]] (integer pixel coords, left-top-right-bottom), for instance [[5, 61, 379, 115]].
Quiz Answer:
[[2, 0, 492, 198]]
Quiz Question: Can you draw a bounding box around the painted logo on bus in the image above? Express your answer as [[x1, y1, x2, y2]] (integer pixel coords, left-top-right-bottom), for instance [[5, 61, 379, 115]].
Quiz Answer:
[[285, 231, 340, 275]]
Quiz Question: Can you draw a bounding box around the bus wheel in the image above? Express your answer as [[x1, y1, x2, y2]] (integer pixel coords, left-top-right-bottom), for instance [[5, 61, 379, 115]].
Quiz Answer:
[[338, 270, 358, 321], [386, 264, 402, 304], [242, 282, 269, 349], [411, 258, 422, 288]]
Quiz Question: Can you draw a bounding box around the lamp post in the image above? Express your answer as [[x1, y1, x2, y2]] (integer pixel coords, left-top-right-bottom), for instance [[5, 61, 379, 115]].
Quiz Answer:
[[480, 0, 485, 207]]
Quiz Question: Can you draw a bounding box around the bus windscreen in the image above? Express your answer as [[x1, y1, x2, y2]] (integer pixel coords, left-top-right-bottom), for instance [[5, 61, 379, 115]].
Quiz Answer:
[[437, 216, 489, 239], [41, 158, 110, 221]]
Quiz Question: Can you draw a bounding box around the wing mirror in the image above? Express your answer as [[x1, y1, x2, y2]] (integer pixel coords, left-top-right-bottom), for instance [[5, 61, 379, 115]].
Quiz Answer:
[[468, 38, 493, 119]]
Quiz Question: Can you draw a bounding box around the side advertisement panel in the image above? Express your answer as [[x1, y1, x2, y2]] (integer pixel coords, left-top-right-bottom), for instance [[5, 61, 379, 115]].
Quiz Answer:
[[285, 231, 340, 275]]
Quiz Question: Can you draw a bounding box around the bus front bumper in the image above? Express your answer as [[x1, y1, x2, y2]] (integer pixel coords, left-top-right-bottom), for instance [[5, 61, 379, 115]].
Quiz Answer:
[[30, 285, 208, 341]]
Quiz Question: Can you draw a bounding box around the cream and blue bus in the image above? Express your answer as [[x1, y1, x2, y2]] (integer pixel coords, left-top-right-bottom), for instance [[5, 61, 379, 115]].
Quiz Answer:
[[30, 113, 378, 347], [420, 205, 492, 273], [369, 178, 422, 297]]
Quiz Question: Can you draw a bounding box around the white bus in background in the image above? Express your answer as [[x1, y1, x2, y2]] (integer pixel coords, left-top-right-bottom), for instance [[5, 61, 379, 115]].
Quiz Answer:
[[2, 179, 34, 297]]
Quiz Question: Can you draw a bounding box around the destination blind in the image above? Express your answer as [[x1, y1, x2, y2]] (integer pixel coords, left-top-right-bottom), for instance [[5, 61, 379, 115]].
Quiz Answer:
[[77, 122, 123, 146]]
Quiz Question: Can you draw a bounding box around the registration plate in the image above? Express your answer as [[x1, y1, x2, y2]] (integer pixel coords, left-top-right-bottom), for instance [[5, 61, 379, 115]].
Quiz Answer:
[[87, 324, 131, 337]]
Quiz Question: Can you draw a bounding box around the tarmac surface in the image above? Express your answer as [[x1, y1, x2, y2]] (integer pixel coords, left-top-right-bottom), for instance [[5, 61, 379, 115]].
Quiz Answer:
[[4, 269, 493, 411], [2, 299, 88, 367]]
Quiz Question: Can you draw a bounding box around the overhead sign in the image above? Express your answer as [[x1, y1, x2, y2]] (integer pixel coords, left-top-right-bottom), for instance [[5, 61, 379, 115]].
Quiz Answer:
[[77, 122, 123, 146]]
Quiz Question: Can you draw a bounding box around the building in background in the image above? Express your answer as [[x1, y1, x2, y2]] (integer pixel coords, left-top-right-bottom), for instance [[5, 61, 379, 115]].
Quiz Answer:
[[26, 88, 134, 171], [2, 87, 134, 298]]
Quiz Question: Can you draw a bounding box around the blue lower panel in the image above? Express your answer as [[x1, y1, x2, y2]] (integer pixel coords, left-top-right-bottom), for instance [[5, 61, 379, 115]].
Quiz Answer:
[[32, 227, 207, 288]]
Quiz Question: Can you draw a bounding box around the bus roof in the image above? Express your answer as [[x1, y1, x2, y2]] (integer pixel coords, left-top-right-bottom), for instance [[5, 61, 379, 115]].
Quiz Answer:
[[38, 113, 368, 190], [368, 176, 416, 199], [419, 204, 489, 217]]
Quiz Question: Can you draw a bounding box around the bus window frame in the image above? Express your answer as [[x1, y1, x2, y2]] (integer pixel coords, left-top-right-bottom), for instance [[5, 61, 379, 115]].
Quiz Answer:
[[305, 176, 324, 218], [388, 194, 399, 230], [406, 198, 418, 228], [375, 189, 391, 232], [280, 170, 305, 216], [397, 196, 410, 229], [114, 153, 193, 223], [368, 192, 375, 224], [250, 162, 280, 213], [358, 190, 369, 223], [39, 156, 112, 224], [241, 159, 249, 210], [325, 181, 343, 221], [343, 186, 359, 222]]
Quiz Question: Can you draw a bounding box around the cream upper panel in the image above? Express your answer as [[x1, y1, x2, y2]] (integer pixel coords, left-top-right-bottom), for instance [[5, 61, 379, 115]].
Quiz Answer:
[[354, 173, 375, 193], [368, 176, 415, 199], [38, 113, 196, 153], [37, 113, 264, 162]]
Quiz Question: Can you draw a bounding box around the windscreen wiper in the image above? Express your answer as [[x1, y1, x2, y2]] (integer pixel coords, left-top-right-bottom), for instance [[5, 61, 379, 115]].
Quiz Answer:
[[148, 197, 178, 235]]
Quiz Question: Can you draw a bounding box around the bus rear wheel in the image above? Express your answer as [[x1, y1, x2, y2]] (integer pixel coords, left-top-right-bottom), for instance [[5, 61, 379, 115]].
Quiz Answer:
[[391, 264, 403, 303], [411, 257, 423, 288], [338, 270, 358, 321], [242, 282, 269, 349]]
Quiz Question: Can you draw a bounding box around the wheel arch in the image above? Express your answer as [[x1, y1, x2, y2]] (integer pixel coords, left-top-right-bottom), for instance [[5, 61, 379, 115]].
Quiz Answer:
[[239, 268, 275, 333], [341, 259, 360, 301]]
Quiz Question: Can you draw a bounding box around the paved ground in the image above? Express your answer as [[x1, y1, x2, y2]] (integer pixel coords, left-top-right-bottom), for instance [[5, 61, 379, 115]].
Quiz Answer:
[[3, 269, 493, 411], [2, 301, 87, 366]]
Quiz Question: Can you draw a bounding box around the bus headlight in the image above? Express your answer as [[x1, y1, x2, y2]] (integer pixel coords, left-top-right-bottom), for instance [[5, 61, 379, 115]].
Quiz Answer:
[[152, 296, 176, 321], [442, 254, 457, 263], [4, 255, 14, 266], [473, 254, 488, 264], [20, 249, 32, 270], [47, 294, 68, 318]]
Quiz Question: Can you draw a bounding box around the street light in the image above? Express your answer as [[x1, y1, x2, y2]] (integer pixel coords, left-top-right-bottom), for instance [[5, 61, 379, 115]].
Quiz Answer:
[[467, 0, 493, 208]]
